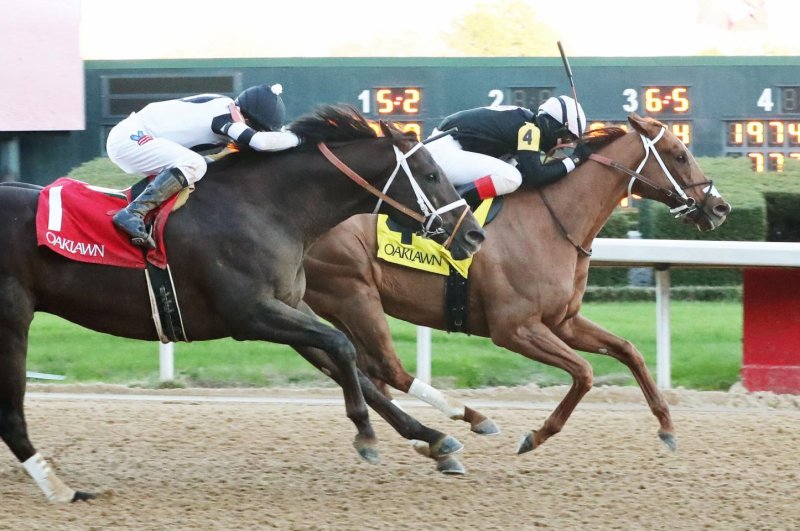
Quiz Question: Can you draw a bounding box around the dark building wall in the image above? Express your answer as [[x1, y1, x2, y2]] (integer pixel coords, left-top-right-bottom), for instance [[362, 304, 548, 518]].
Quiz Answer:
[[18, 131, 94, 185], [18, 56, 800, 184]]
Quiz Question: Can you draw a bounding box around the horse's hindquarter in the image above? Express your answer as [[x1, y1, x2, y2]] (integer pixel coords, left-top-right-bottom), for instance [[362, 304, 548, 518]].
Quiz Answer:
[[0, 187, 158, 339]]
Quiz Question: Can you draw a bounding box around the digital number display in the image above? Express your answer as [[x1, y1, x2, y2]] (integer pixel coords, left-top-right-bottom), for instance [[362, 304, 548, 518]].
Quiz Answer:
[[358, 88, 421, 115], [780, 87, 800, 114], [727, 152, 800, 172], [642, 86, 691, 115], [589, 120, 692, 146], [725, 120, 800, 172], [506, 87, 554, 109], [367, 120, 422, 140], [726, 120, 800, 147]]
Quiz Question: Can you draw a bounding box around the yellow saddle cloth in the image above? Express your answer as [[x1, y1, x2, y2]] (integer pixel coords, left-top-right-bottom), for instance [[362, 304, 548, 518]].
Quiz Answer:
[[376, 199, 492, 278]]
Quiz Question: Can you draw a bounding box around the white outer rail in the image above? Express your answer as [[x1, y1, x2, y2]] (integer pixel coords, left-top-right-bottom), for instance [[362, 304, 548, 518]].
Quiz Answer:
[[416, 239, 800, 389], [590, 238, 800, 268]]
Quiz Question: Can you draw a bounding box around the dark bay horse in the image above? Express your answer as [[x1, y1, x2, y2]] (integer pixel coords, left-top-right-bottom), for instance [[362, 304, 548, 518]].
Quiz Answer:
[[303, 114, 731, 465], [0, 105, 486, 501]]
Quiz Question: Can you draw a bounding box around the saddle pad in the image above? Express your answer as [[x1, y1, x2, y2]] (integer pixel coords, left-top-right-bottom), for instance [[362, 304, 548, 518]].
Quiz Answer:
[[376, 198, 493, 278], [36, 177, 178, 269]]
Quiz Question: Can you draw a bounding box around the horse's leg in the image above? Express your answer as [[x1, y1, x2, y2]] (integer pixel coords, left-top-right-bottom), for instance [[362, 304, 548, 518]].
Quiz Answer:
[[327, 305, 499, 436], [234, 298, 376, 463], [0, 286, 94, 502], [492, 322, 594, 454], [554, 313, 676, 450], [289, 331, 466, 473]]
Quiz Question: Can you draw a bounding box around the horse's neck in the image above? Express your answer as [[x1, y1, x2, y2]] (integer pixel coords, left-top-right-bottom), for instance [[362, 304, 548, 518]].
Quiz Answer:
[[521, 133, 644, 250], [204, 141, 394, 246], [309, 140, 398, 235]]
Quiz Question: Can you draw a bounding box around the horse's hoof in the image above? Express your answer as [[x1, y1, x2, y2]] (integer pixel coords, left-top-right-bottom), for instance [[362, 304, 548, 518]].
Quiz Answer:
[[436, 455, 466, 476], [71, 491, 96, 502], [516, 431, 536, 454], [471, 417, 501, 436], [659, 431, 678, 451], [353, 436, 380, 464], [430, 435, 464, 458]]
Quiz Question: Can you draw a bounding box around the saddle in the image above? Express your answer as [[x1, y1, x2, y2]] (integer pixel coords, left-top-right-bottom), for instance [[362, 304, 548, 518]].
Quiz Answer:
[[36, 176, 191, 342], [35, 176, 190, 269]]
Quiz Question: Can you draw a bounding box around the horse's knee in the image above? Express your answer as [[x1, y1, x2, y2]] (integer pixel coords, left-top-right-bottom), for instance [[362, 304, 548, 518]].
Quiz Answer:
[[326, 330, 357, 366], [574, 361, 593, 394]]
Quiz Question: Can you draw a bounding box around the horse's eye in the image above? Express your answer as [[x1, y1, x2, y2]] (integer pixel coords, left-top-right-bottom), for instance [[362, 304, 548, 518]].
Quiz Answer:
[[676, 154, 687, 164], [425, 172, 438, 183]]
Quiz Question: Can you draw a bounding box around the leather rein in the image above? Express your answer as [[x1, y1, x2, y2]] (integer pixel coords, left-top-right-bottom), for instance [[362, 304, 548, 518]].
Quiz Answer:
[[317, 141, 470, 250], [540, 126, 717, 258]]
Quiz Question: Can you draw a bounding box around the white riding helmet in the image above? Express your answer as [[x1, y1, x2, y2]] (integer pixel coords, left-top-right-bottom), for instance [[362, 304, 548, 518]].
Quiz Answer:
[[538, 95, 586, 137]]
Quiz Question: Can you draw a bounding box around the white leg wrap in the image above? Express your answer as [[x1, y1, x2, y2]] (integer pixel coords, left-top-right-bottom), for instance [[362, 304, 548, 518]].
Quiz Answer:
[[22, 453, 76, 503], [408, 379, 466, 419]]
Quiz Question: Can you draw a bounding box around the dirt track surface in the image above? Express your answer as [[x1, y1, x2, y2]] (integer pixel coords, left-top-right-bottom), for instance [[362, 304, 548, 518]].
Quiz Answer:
[[2, 384, 800, 530]]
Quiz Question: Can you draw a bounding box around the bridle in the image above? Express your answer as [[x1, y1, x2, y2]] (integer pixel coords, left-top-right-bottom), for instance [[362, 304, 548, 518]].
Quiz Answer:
[[589, 126, 721, 218], [542, 125, 721, 257], [317, 141, 470, 249]]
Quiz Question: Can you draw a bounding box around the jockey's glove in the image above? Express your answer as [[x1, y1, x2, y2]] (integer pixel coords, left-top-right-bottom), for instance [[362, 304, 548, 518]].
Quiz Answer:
[[571, 141, 595, 165]]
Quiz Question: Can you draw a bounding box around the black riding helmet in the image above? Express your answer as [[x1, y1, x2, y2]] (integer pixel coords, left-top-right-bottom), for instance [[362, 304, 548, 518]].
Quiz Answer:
[[235, 84, 286, 132]]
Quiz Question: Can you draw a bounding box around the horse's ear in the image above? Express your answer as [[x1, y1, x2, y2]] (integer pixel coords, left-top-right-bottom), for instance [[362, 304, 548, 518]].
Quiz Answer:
[[628, 113, 660, 138], [379, 120, 393, 138], [380, 120, 403, 142]]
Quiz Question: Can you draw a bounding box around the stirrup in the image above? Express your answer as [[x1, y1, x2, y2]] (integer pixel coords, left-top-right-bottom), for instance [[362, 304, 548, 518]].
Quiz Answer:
[[130, 234, 156, 250], [128, 222, 155, 249], [113, 210, 155, 249]]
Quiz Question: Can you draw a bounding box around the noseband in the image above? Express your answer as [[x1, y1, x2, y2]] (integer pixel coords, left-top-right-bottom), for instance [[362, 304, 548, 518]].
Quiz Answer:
[[317, 141, 469, 249]]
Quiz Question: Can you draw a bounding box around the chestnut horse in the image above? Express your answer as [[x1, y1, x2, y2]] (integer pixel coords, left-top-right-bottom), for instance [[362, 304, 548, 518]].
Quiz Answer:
[[0, 105, 486, 501], [303, 114, 731, 464]]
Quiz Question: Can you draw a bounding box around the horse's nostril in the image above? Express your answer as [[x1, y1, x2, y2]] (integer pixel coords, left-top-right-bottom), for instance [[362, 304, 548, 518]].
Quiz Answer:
[[714, 203, 732, 217], [467, 229, 486, 245]]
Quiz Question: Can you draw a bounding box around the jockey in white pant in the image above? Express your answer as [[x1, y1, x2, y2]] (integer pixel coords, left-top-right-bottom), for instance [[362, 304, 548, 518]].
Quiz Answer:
[[106, 83, 300, 249], [425, 95, 592, 205]]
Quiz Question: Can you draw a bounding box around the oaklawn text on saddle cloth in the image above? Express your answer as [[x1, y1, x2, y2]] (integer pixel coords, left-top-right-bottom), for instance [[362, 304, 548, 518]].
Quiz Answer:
[[35, 177, 177, 269]]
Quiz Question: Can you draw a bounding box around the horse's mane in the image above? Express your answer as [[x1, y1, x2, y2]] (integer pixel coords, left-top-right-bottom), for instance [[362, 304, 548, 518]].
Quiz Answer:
[[288, 104, 379, 143], [207, 104, 391, 173], [579, 126, 627, 149]]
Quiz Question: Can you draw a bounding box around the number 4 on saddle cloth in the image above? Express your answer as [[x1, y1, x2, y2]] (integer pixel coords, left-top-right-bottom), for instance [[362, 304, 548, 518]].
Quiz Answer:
[[35, 176, 190, 342], [377, 195, 502, 334]]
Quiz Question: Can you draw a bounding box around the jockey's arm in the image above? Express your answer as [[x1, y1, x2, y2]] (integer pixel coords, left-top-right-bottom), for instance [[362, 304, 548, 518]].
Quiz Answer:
[[212, 116, 301, 152], [514, 121, 576, 188], [517, 150, 574, 188]]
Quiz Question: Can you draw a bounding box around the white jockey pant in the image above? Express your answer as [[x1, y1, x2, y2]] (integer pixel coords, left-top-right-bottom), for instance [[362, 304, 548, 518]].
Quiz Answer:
[[106, 113, 207, 185], [425, 129, 522, 196]]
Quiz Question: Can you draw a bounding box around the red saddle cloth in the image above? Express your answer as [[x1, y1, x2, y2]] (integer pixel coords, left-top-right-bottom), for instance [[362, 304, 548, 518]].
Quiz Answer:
[[36, 177, 178, 269]]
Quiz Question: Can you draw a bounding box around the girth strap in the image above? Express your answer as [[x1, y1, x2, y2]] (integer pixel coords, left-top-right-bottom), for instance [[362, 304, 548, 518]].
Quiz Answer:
[[144, 262, 187, 343]]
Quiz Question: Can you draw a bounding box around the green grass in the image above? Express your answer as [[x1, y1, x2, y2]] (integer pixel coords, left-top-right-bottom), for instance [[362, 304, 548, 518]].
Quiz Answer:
[[25, 301, 742, 391]]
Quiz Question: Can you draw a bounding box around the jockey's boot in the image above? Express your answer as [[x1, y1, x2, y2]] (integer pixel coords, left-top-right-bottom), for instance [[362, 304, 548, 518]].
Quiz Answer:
[[457, 176, 497, 210], [113, 167, 188, 249]]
